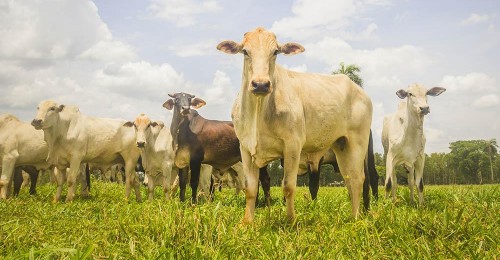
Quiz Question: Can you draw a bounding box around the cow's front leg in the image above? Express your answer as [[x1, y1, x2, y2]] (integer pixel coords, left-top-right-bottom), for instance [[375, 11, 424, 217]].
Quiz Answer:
[[0, 153, 18, 199], [125, 159, 142, 202], [66, 159, 82, 202], [147, 173, 155, 201], [414, 154, 425, 206], [189, 161, 201, 204], [242, 148, 260, 224], [53, 167, 66, 202], [283, 145, 301, 222], [178, 167, 188, 201]]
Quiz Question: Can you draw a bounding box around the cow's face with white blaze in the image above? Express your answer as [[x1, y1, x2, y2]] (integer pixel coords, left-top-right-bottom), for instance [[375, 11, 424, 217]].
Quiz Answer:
[[162, 92, 206, 116], [123, 114, 164, 148], [31, 100, 65, 130], [396, 84, 446, 116], [217, 27, 305, 96]]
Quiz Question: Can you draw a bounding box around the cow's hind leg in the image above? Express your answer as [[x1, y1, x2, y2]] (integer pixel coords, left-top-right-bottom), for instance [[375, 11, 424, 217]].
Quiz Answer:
[[414, 154, 425, 206], [406, 165, 415, 204], [259, 166, 271, 206], [13, 167, 23, 197], [333, 138, 366, 218], [308, 159, 321, 200]]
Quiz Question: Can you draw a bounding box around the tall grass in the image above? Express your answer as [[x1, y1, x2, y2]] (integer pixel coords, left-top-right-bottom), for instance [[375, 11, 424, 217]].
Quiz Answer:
[[0, 182, 498, 259]]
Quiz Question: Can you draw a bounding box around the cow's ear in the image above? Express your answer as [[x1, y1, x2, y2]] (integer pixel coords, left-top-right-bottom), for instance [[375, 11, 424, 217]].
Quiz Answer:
[[279, 43, 305, 56], [427, 87, 446, 97], [57, 104, 65, 112], [396, 89, 408, 99], [191, 98, 206, 109], [123, 121, 134, 127], [217, 41, 242, 54], [163, 99, 174, 110]]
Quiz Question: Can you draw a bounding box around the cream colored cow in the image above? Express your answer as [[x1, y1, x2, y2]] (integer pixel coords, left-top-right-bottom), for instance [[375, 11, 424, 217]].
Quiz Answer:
[[382, 84, 445, 205], [124, 114, 177, 201], [217, 27, 373, 223], [0, 114, 51, 198], [31, 100, 142, 202]]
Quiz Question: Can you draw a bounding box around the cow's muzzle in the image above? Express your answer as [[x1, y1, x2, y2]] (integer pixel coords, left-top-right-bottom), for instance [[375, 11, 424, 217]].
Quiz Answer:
[[251, 80, 271, 95], [419, 106, 430, 115], [31, 119, 43, 129]]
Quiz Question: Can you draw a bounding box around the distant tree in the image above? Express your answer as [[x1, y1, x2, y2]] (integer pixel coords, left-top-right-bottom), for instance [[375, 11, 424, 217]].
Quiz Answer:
[[332, 62, 363, 87], [448, 140, 492, 184], [484, 139, 498, 182]]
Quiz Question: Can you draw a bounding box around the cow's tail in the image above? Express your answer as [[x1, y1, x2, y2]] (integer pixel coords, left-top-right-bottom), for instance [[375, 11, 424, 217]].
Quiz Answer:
[[85, 163, 91, 192], [367, 130, 379, 200]]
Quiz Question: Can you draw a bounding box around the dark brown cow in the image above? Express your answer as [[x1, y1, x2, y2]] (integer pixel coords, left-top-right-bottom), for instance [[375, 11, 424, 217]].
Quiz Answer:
[[163, 93, 271, 204]]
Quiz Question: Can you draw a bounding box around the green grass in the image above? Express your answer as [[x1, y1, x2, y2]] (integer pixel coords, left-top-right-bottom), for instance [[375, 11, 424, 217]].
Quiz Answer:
[[0, 182, 498, 259]]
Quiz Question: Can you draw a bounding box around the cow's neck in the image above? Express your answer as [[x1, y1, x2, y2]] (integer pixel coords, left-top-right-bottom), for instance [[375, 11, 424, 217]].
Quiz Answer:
[[42, 114, 70, 164], [403, 101, 425, 148], [170, 108, 183, 150]]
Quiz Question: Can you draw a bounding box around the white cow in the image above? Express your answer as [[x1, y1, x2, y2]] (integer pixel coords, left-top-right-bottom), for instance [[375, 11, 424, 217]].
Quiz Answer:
[[211, 162, 245, 194], [217, 27, 372, 223], [31, 100, 142, 202], [382, 84, 445, 205], [0, 114, 51, 198], [124, 114, 177, 200]]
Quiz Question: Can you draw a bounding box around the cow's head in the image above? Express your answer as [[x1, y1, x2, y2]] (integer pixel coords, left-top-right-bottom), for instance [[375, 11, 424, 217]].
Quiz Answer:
[[396, 84, 446, 116], [217, 27, 304, 96], [162, 92, 206, 116], [31, 100, 65, 130], [123, 113, 164, 148]]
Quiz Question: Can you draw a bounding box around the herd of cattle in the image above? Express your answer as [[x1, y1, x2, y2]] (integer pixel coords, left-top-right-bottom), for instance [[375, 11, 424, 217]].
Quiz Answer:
[[0, 28, 445, 223]]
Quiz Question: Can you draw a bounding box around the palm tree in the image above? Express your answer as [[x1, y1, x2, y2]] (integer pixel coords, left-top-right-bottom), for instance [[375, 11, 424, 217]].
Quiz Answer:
[[332, 62, 363, 87], [484, 139, 498, 183]]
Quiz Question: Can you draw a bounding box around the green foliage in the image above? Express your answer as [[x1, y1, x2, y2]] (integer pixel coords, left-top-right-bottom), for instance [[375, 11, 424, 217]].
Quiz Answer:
[[0, 183, 498, 259], [332, 62, 364, 87], [448, 139, 499, 184]]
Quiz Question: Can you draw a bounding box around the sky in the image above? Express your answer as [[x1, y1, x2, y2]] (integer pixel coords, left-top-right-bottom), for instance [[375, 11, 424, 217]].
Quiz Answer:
[[0, 0, 499, 153]]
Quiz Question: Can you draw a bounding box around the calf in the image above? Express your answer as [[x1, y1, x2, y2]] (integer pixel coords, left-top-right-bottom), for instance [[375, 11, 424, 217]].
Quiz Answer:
[[382, 84, 445, 204], [124, 114, 177, 200], [163, 93, 271, 204], [0, 114, 51, 199]]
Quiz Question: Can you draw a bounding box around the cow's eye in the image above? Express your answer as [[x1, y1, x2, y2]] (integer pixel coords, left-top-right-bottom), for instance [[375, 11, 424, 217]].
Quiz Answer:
[[242, 49, 249, 56], [408, 93, 414, 97], [49, 107, 55, 111], [273, 49, 279, 56]]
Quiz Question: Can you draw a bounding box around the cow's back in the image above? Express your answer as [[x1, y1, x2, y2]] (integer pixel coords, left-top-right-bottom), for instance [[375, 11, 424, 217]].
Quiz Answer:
[[0, 114, 48, 167], [198, 120, 241, 169]]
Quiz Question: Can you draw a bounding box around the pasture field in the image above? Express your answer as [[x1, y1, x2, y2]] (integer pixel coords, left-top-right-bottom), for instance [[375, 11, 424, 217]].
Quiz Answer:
[[0, 182, 498, 259]]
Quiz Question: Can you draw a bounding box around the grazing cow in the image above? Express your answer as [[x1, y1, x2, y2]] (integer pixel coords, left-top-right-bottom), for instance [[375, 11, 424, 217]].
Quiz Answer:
[[0, 114, 51, 199], [217, 27, 372, 223], [124, 114, 177, 200], [163, 93, 271, 204], [382, 84, 445, 205], [31, 100, 142, 202]]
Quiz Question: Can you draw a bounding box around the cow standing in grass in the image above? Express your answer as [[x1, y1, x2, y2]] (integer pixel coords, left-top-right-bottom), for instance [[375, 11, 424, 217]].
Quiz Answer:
[[163, 93, 271, 204], [382, 84, 445, 205], [217, 27, 372, 223], [31, 100, 142, 202], [124, 114, 178, 201]]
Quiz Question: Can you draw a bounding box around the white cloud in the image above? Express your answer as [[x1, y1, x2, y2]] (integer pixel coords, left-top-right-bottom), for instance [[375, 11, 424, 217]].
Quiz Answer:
[[460, 13, 490, 26], [77, 40, 137, 62], [304, 37, 431, 88], [168, 40, 217, 57], [472, 94, 500, 108], [94, 61, 185, 100], [439, 72, 497, 93], [0, 0, 112, 60], [270, 0, 357, 40], [148, 0, 220, 27]]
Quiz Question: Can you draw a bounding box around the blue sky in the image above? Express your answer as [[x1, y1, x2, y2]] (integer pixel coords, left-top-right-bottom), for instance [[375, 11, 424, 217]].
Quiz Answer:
[[1, 0, 499, 153]]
